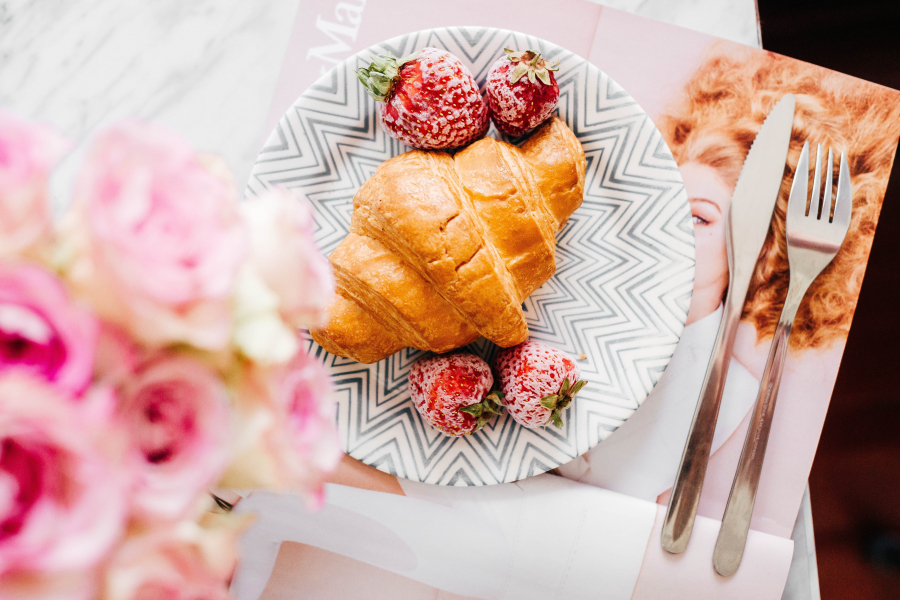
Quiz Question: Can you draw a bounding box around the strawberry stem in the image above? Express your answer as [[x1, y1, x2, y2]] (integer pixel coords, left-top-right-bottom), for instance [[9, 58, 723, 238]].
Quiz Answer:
[[355, 51, 420, 101], [460, 391, 505, 431], [541, 376, 587, 428], [504, 48, 559, 86]]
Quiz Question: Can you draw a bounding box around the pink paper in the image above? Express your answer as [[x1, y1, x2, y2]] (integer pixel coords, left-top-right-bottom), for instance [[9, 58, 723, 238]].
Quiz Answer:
[[632, 505, 795, 600]]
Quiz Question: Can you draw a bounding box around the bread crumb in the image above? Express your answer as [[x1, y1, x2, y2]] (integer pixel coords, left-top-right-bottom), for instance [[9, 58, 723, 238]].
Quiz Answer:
[[578, 354, 586, 360]]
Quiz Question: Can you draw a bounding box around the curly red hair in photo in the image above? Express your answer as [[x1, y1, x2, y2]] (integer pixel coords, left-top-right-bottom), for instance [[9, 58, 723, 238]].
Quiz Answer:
[[658, 42, 900, 351]]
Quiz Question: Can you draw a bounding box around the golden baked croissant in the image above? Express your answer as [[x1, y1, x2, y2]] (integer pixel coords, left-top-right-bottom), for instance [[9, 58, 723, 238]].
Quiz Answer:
[[311, 117, 586, 363]]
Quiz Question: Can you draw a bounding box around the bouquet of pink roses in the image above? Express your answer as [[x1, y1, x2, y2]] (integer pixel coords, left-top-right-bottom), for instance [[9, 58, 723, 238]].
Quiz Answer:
[[0, 109, 342, 600]]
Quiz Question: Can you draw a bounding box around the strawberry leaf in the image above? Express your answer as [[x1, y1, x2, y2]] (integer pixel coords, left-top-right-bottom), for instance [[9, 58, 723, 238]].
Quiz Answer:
[[540, 394, 559, 410], [355, 51, 412, 101], [460, 404, 484, 417], [570, 379, 587, 396], [510, 62, 529, 84], [550, 410, 564, 429]]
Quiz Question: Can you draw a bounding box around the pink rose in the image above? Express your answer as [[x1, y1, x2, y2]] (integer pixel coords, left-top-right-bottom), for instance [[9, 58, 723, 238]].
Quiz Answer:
[[0, 109, 69, 258], [276, 348, 342, 505], [72, 119, 246, 349], [0, 374, 129, 578], [102, 521, 239, 600], [119, 355, 230, 521], [0, 263, 97, 395], [240, 188, 333, 328], [221, 350, 340, 506]]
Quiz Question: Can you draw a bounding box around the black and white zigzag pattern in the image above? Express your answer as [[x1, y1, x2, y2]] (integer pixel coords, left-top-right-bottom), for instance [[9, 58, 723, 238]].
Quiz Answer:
[[247, 27, 695, 486]]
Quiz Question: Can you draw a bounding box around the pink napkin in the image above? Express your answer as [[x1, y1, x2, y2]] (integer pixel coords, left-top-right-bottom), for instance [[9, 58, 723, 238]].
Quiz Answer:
[[633, 506, 794, 600]]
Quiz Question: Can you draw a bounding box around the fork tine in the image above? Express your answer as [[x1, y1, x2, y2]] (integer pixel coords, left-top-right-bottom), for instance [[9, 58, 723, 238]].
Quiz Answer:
[[820, 147, 834, 220], [810, 143, 823, 217], [789, 142, 810, 221], [833, 151, 852, 230]]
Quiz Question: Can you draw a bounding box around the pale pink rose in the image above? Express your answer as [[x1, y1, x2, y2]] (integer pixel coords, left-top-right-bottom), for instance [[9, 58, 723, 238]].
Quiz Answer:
[[73, 119, 246, 350], [220, 350, 340, 505], [119, 355, 230, 521], [240, 188, 333, 328], [0, 374, 129, 578], [0, 109, 69, 258], [276, 348, 342, 505], [0, 262, 97, 395], [102, 521, 240, 600]]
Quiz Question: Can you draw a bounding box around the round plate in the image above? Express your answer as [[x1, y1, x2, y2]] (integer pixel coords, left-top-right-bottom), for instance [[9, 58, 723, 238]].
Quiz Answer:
[[248, 27, 694, 486]]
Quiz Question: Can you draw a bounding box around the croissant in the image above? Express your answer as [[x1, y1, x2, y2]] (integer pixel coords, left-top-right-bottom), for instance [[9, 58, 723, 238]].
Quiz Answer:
[[310, 117, 586, 364]]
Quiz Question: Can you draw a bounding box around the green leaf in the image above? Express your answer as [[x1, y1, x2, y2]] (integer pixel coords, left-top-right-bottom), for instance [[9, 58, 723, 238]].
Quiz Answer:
[[460, 404, 483, 417], [510, 62, 529, 84], [355, 53, 403, 101], [540, 394, 559, 410], [560, 377, 571, 395], [570, 380, 587, 396], [551, 411, 564, 429], [536, 69, 552, 86], [527, 69, 536, 84], [399, 51, 421, 65]]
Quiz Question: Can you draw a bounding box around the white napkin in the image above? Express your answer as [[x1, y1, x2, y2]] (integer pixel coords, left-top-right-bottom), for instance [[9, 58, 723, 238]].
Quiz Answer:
[[232, 475, 657, 600]]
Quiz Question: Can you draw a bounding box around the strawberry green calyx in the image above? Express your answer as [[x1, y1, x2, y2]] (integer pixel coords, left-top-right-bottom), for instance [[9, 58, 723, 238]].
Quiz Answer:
[[540, 377, 587, 428], [460, 391, 505, 431], [505, 48, 560, 85], [355, 51, 420, 101]]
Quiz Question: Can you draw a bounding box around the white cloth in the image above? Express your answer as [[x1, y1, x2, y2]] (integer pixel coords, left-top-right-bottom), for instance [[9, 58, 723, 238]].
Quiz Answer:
[[556, 305, 761, 500], [232, 475, 657, 600]]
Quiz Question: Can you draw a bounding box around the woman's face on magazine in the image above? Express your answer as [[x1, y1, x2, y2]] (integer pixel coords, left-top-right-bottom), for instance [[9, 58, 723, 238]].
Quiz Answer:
[[682, 161, 730, 305]]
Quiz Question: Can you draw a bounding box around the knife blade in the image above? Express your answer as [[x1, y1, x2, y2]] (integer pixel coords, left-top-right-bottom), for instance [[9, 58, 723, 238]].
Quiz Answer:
[[661, 93, 796, 554]]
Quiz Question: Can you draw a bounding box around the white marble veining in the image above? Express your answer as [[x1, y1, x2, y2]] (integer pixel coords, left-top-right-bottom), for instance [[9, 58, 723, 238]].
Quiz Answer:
[[0, 0, 298, 198]]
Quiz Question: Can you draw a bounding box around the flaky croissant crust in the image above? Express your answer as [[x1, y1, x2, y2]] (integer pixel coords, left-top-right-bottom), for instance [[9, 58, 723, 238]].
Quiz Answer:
[[311, 117, 586, 363]]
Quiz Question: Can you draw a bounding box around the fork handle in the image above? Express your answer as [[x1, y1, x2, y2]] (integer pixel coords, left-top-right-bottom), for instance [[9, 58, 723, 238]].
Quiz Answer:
[[661, 290, 743, 554], [712, 280, 807, 576]]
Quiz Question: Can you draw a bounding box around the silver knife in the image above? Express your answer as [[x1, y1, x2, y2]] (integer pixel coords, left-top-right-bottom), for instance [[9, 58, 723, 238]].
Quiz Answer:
[[661, 93, 796, 554]]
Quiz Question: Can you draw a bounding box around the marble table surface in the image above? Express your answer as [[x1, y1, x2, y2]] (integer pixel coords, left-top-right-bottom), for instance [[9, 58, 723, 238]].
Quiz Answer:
[[2, 1, 819, 599]]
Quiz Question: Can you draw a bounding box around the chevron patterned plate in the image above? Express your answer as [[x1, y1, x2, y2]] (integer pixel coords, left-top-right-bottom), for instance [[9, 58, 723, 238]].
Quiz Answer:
[[248, 27, 694, 486]]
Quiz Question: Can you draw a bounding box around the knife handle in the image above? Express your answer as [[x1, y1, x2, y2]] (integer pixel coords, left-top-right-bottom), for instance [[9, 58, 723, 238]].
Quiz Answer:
[[661, 293, 742, 554]]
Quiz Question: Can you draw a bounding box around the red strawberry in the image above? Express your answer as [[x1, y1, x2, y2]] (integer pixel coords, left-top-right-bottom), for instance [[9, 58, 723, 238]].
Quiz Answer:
[[494, 340, 586, 429], [356, 47, 490, 150], [408, 353, 502, 436], [485, 49, 560, 137]]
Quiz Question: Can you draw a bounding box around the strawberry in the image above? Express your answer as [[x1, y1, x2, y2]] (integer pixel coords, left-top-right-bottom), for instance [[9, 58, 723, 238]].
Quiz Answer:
[[493, 340, 586, 429], [408, 353, 503, 436], [355, 47, 490, 150], [485, 49, 560, 137]]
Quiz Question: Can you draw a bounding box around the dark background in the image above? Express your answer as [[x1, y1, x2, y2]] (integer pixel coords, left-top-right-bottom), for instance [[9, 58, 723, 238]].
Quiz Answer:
[[755, 1, 900, 598]]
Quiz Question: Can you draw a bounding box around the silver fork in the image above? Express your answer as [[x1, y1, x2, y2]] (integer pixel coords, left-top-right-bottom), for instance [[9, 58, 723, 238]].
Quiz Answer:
[[712, 142, 852, 576]]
